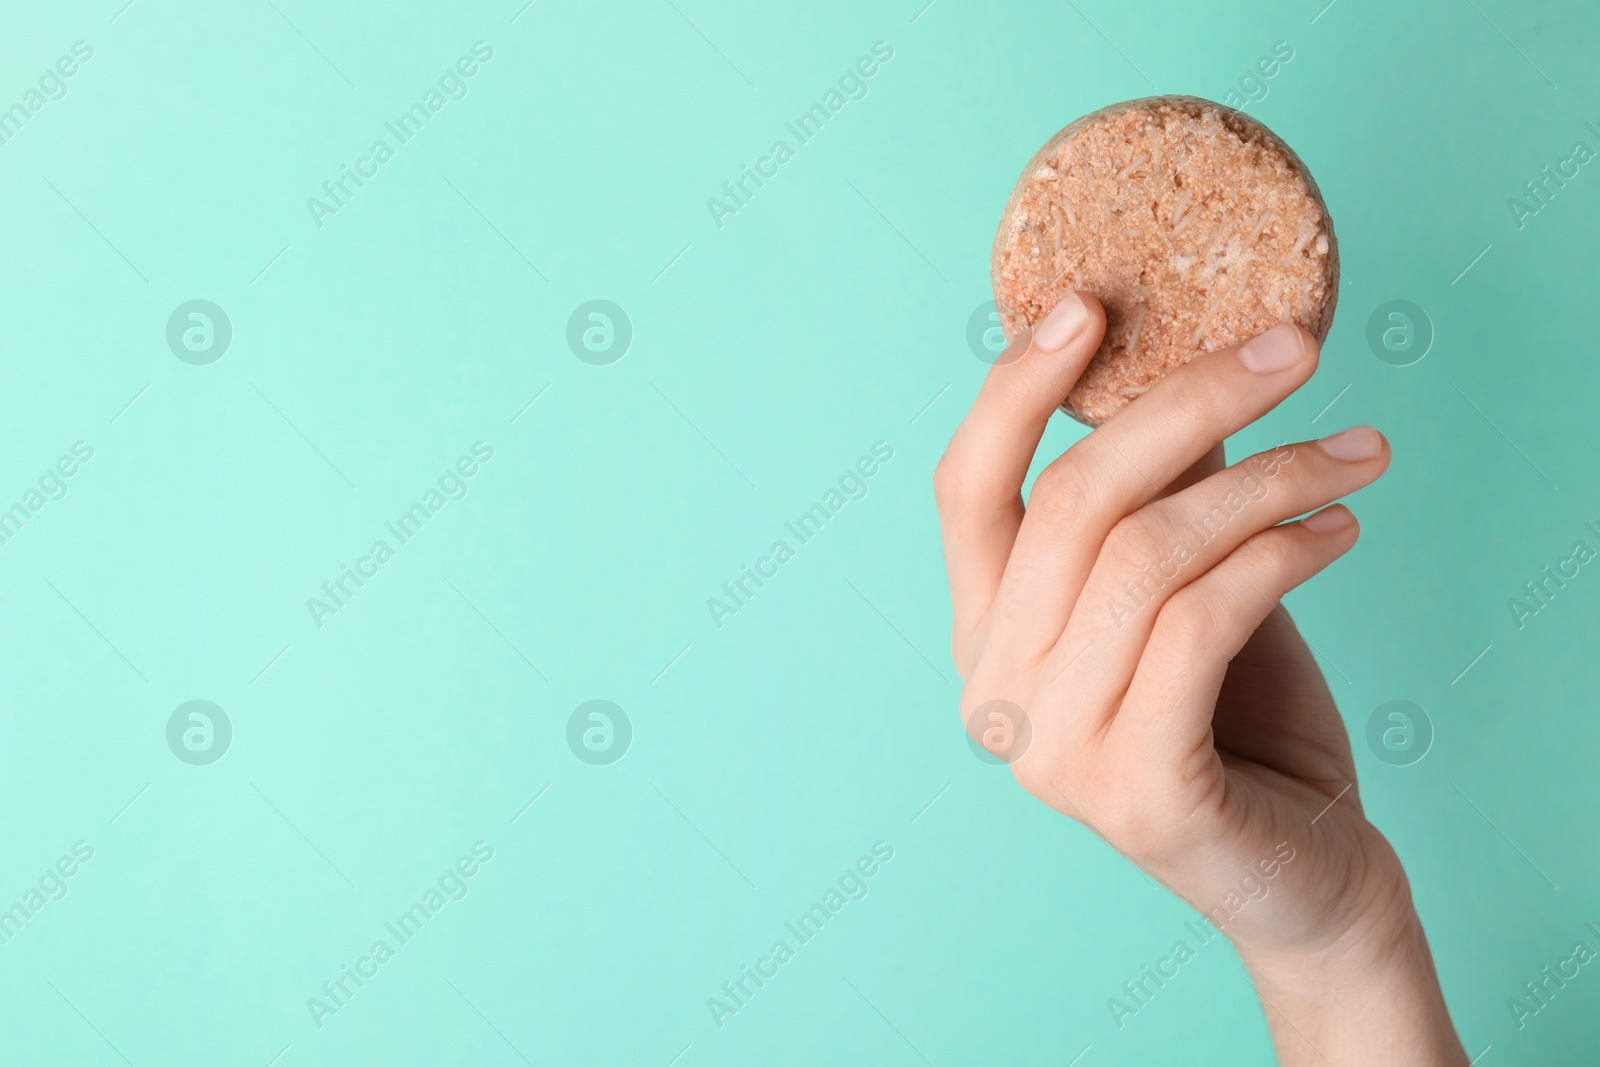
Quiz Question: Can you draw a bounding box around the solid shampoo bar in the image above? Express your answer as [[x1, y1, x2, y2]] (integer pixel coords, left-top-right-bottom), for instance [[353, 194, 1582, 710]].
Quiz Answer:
[[990, 95, 1339, 426]]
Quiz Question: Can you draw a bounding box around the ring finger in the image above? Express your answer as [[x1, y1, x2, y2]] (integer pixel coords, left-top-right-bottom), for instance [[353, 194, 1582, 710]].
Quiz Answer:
[[1046, 424, 1389, 714]]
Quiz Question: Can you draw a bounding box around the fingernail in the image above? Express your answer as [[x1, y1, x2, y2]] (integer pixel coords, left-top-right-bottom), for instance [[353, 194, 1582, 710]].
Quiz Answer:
[[1033, 293, 1089, 352], [1301, 506, 1355, 533], [1317, 425, 1383, 462], [1238, 323, 1307, 373]]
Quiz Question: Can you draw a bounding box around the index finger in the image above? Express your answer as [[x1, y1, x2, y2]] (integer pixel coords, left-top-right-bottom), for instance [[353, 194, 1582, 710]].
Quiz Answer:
[[934, 292, 1105, 660]]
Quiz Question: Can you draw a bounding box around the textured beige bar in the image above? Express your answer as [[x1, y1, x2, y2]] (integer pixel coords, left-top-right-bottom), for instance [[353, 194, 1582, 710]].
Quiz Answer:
[[991, 95, 1339, 426]]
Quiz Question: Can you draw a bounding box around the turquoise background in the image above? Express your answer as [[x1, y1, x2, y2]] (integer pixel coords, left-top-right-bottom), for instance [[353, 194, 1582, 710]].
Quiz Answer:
[[0, 0, 1596, 1062]]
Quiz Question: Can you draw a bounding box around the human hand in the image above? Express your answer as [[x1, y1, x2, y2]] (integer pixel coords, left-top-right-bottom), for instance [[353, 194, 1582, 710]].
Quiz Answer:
[[935, 292, 1466, 1064]]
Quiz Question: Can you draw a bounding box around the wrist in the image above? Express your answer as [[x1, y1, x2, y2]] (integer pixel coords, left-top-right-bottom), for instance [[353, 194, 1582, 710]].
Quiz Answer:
[[1233, 867, 1424, 984], [1236, 907, 1468, 1066], [1239, 897, 1424, 998]]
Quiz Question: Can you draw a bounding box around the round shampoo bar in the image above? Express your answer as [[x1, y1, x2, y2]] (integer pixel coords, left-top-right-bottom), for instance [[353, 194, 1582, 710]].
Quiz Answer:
[[990, 95, 1338, 426]]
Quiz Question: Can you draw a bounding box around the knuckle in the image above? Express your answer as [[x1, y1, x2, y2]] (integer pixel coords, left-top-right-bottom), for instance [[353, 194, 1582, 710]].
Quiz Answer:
[[932, 452, 975, 512], [951, 619, 993, 683], [1010, 752, 1052, 796], [1011, 738, 1076, 807], [1162, 371, 1230, 434], [1028, 461, 1093, 528], [949, 630, 969, 682], [1244, 530, 1297, 577], [1104, 511, 1173, 572], [956, 689, 990, 743], [1251, 442, 1298, 481], [1156, 591, 1219, 653], [1232, 453, 1288, 503]]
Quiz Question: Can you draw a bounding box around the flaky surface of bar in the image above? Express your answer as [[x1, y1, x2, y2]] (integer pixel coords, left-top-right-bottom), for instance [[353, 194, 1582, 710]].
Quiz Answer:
[[991, 95, 1338, 425]]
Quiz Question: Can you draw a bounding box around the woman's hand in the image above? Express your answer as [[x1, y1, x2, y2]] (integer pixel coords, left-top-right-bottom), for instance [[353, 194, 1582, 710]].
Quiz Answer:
[[935, 291, 1466, 1064]]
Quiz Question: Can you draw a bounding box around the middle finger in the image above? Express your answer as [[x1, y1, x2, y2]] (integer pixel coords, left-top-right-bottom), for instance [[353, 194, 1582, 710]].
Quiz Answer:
[[984, 322, 1319, 663]]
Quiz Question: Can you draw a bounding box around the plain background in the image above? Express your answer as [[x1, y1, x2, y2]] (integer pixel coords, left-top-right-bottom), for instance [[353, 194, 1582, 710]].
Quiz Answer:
[[0, 0, 1596, 1063]]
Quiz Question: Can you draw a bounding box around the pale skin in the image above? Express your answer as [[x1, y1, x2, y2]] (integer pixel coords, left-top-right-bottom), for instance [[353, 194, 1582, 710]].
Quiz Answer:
[[935, 291, 1467, 1064]]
